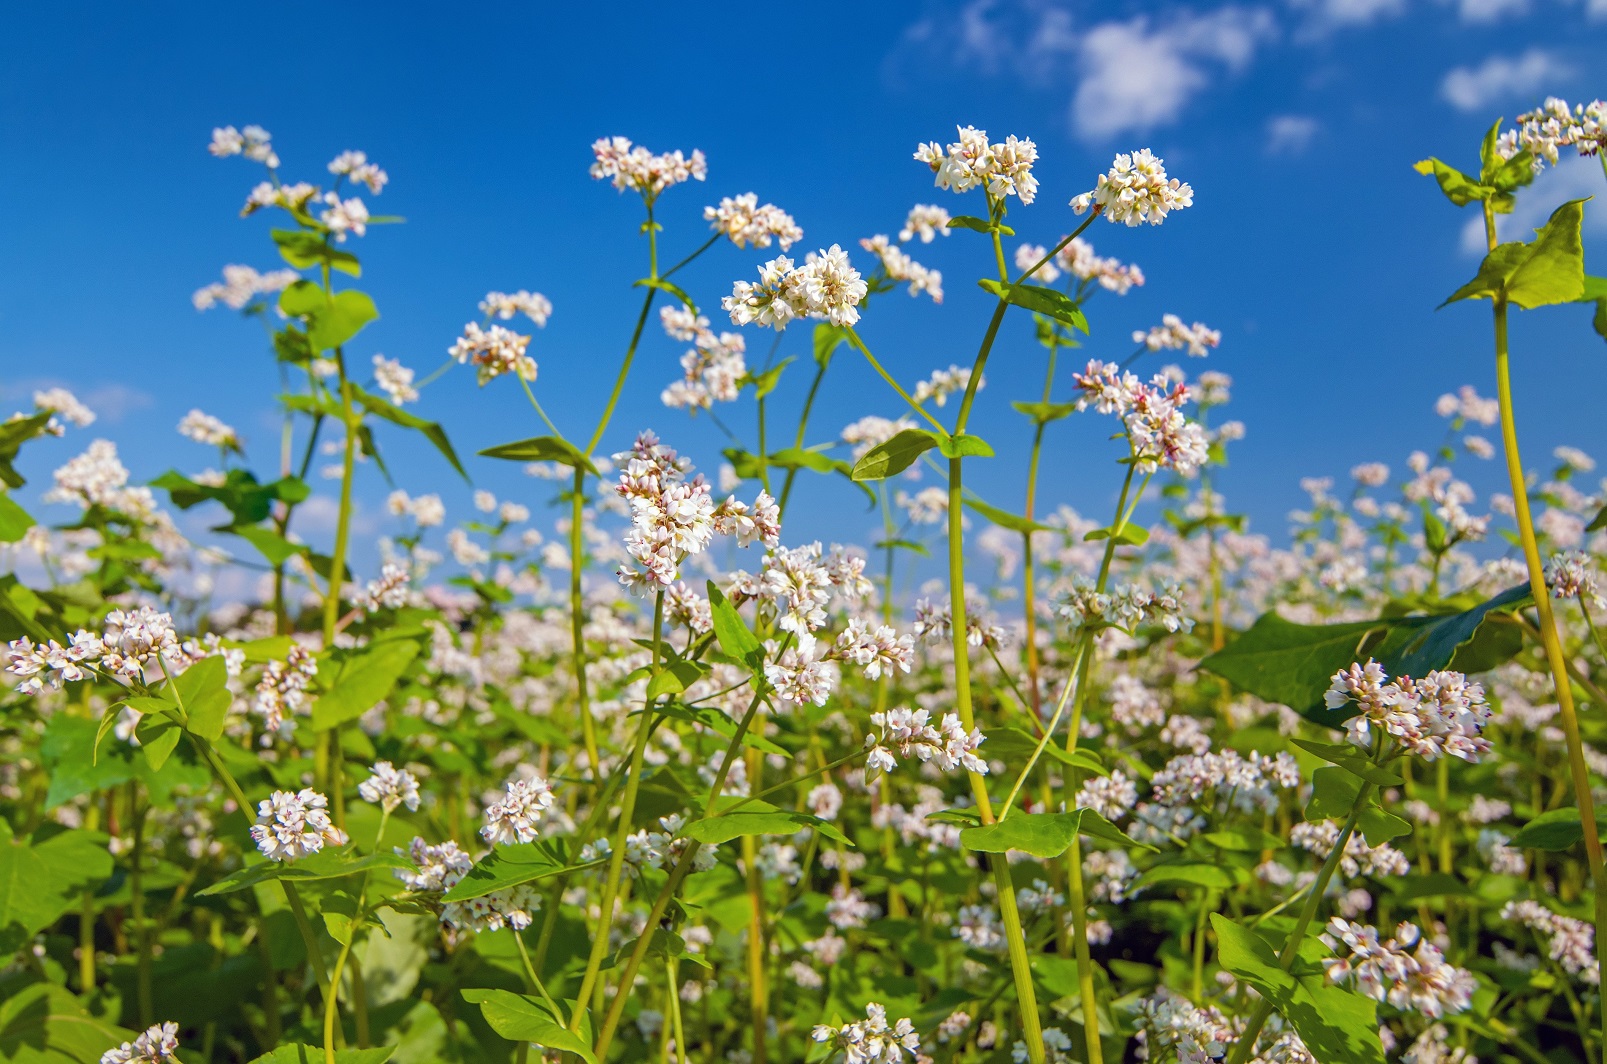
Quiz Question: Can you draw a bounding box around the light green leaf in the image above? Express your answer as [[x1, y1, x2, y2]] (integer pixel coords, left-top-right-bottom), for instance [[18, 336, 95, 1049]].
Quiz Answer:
[[170, 654, 231, 742], [0, 982, 134, 1063], [271, 229, 360, 276], [310, 640, 420, 729], [1444, 199, 1588, 310], [962, 497, 1051, 534], [1413, 157, 1495, 207], [1288, 739, 1403, 786], [248, 1044, 395, 1064], [707, 582, 764, 673], [478, 435, 598, 475], [352, 385, 467, 479], [634, 276, 696, 314], [936, 433, 993, 460], [979, 279, 1088, 333], [682, 800, 849, 846], [460, 990, 599, 1063], [960, 809, 1144, 859], [851, 428, 941, 481], [0, 494, 34, 542]]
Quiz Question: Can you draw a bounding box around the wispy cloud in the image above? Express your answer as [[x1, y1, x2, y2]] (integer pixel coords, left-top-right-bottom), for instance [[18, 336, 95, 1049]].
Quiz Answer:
[[1266, 114, 1321, 153], [1440, 48, 1569, 112], [1286, 0, 1408, 36], [1452, 0, 1530, 24]]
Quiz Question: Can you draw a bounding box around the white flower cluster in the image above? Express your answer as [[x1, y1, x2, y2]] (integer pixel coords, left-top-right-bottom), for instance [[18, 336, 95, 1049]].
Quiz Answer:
[[480, 775, 556, 845], [251, 788, 348, 862], [6, 606, 181, 693], [100, 1022, 180, 1064], [1132, 989, 1232, 1063], [318, 191, 370, 241], [1546, 550, 1603, 608], [1321, 918, 1476, 1018], [178, 409, 239, 449], [358, 760, 420, 813], [914, 125, 1039, 205], [242, 180, 317, 216], [1013, 1027, 1075, 1064], [387, 490, 446, 527], [1502, 899, 1600, 984], [1134, 314, 1221, 357], [900, 203, 952, 243], [863, 706, 987, 783], [1498, 97, 1607, 172], [1060, 236, 1145, 293], [209, 124, 278, 167], [590, 136, 707, 198], [810, 1002, 921, 1064], [1326, 660, 1492, 762], [1290, 821, 1410, 878], [614, 432, 779, 593], [253, 644, 319, 739], [1150, 749, 1300, 817], [859, 235, 943, 302], [723, 244, 867, 330], [448, 322, 537, 385], [704, 193, 802, 250], [372, 354, 419, 405], [327, 149, 388, 194], [192, 264, 300, 311], [44, 440, 159, 518], [33, 387, 96, 430], [394, 836, 541, 933], [357, 562, 412, 614], [1059, 579, 1193, 635], [1071, 149, 1193, 226], [912, 596, 1007, 650], [832, 618, 915, 680], [840, 415, 916, 459], [913, 365, 975, 407], [480, 289, 553, 327], [662, 327, 747, 412], [1433, 384, 1500, 426], [1071, 361, 1210, 476]]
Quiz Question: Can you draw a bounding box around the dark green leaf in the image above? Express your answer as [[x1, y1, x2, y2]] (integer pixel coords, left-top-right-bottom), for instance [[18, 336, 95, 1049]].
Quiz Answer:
[[478, 435, 598, 475], [460, 990, 598, 1062], [960, 809, 1144, 859], [248, 1043, 395, 1064], [310, 640, 421, 729], [979, 279, 1088, 333], [682, 800, 849, 846], [441, 840, 575, 902]]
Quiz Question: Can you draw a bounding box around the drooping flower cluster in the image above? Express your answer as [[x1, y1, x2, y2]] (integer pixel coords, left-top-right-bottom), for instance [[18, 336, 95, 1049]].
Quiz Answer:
[[480, 290, 553, 326], [251, 788, 348, 862], [99, 1022, 181, 1064], [590, 136, 707, 198], [1502, 900, 1600, 983], [1325, 660, 1492, 762], [912, 365, 976, 407], [192, 263, 299, 311], [723, 244, 867, 330], [1071, 149, 1193, 226], [859, 235, 943, 302], [1071, 361, 1209, 475], [1321, 918, 1476, 1018], [448, 322, 537, 384], [253, 644, 319, 738], [704, 193, 802, 250], [863, 706, 987, 782], [358, 760, 421, 813], [1497, 97, 1607, 172], [899, 203, 952, 243], [6, 606, 183, 694], [480, 775, 556, 845], [1134, 314, 1221, 357], [914, 125, 1039, 205], [327, 149, 388, 194], [1546, 550, 1603, 608], [614, 433, 779, 592], [178, 409, 240, 449], [372, 354, 419, 405], [810, 1002, 922, 1063], [1059, 579, 1193, 634]]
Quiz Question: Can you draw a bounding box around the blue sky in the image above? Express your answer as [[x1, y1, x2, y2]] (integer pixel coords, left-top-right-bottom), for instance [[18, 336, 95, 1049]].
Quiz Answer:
[[3, 0, 1606, 570]]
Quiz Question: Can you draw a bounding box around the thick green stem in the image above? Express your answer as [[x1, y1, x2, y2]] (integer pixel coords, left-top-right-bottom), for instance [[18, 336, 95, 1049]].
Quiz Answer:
[[569, 467, 601, 778], [283, 881, 331, 1000]]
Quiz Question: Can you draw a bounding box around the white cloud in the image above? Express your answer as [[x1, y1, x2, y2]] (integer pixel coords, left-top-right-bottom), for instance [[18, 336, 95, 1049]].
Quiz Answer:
[[1071, 8, 1277, 138], [1287, 0, 1408, 35], [1440, 48, 1568, 113], [1589, 0, 1607, 19], [1457, 154, 1607, 254], [1453, 0, 1529, 22], [1266, 114, 1320, 153]]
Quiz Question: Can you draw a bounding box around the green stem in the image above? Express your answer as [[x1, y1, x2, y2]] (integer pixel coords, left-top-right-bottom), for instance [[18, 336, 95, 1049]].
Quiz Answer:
[[1225, 782, 1374, 1064], [127, 783, 152, 1026], [845, 329, 948, 434], [283, 881, 332, 1000], [777, 358, 830, 515], [569, 467, 601, 779]]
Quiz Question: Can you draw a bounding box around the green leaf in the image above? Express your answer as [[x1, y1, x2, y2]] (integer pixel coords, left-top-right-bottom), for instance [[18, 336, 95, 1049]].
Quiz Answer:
[[478, 435, 598, 475], [460, 990, 598, 1063], [1357, 805, 1412, 846], [170, 655, 231, 742], [634, 276, 696, 314], [1211, 914, 1385, 1064], [271, 229, 360, 276], [961, 497, 1051, 534], [0, 822, 114, 952], [959, 809, 1144, 859], [1511, 807, 1606, 851], [1289, 739, 1403, 786], [646, 660, 709, 701], [0, 494, 34, 542], [248, 1044, 395, 1064], [1137, 861, 1245, 890], [229, 523, 307, 566], [1413, 157, 1496, 207], [681, 800, 849, 846], [136, 717, 183, 771], [441, 840, 574, 902], [707, 582, 764, 673], [1199, 584, 1529, 727], [1444, 199, 1588, 310], [1577, 274, 1607, 344], [979, 278, 1088, 333], [813, 323, 849, 367], [746, 357, 795, 399], [936, 432, 993, 460], [656, 701, 790, 757], [1010, 400, 1078, 424], [1305, 766, 1365, 823], [310, 640, 421, 729], [350, 385, 467, 479], [197, 850, 411, 897], [42, 716, 137, 808], [980, 727, 1106, 776], [850, 428, 941, 481], [763, 447, 842, 475], [0, 412, 54, 489], [0, 982, 134, 1063], [946, 215, 1013, 235], [1084, 523, 1149, 546], [277, 281, 379, 351]]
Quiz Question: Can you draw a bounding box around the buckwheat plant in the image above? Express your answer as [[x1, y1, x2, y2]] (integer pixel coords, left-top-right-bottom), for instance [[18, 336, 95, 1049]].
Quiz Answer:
[[5, 102, 1607, 1064]]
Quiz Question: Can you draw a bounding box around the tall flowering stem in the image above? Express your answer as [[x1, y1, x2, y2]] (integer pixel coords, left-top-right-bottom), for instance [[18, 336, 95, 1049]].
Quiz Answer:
[[1482, 201, 1607, 1049]]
